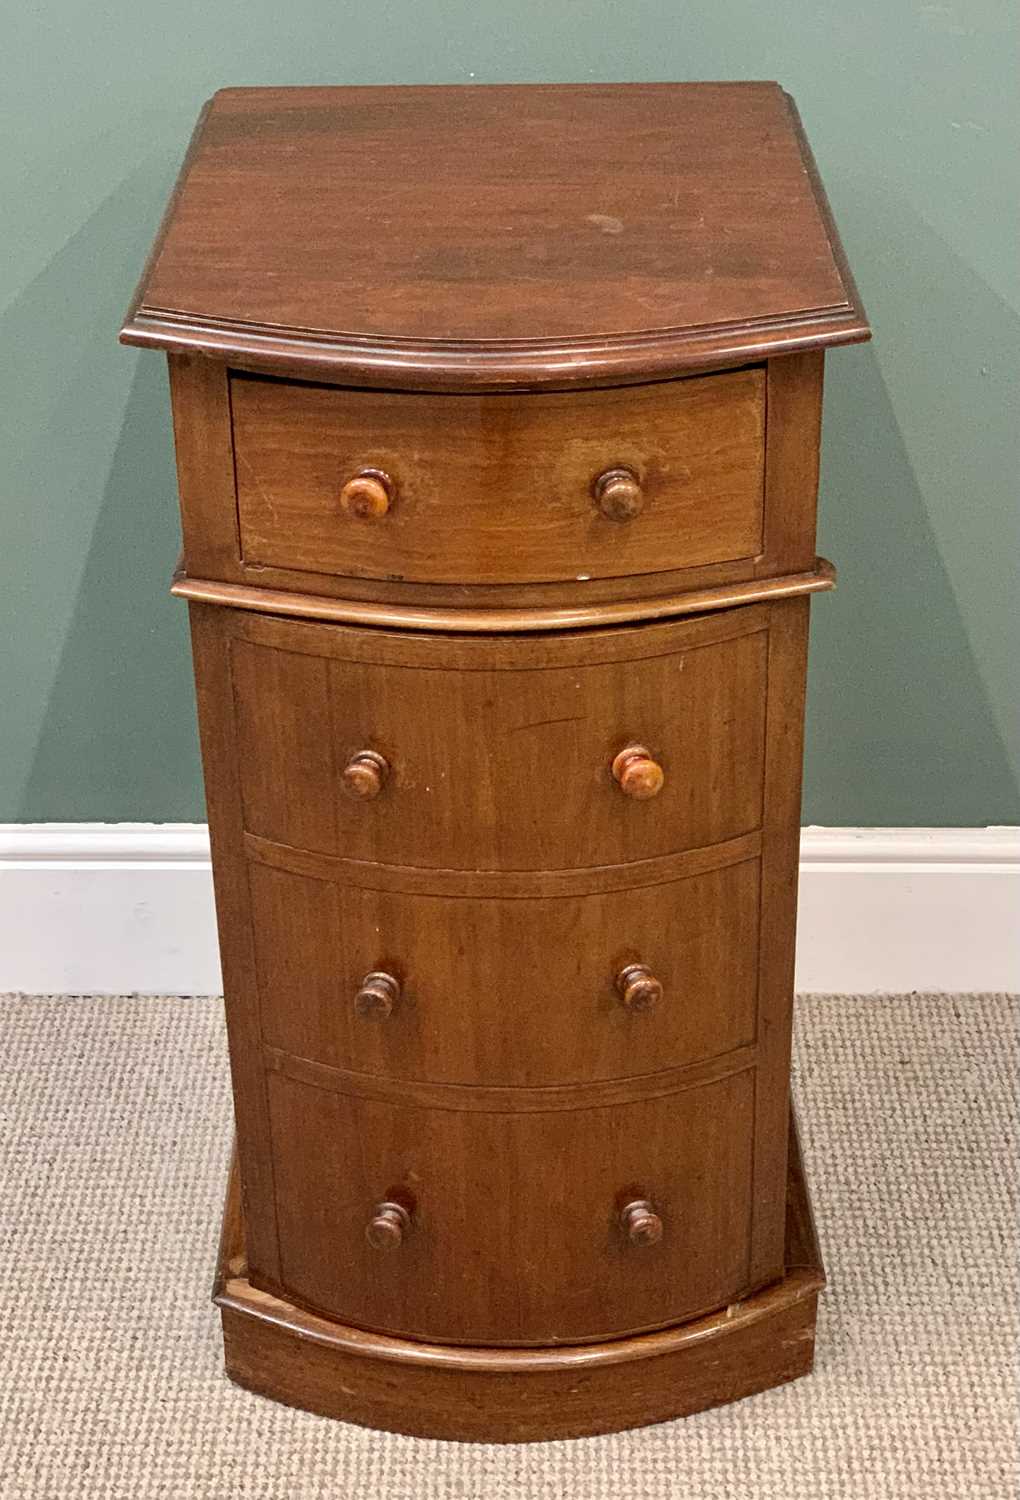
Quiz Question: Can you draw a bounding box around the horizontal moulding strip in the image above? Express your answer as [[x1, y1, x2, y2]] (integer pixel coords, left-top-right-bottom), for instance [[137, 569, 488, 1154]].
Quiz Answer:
[[171, 559, 836, 634]]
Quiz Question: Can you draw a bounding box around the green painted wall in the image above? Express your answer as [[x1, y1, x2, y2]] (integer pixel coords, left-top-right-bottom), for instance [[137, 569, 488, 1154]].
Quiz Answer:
[[3, 2, 1017, 825]]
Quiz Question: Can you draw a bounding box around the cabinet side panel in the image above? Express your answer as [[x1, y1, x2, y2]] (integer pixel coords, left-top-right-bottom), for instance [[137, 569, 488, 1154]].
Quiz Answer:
[[168, 353, 242, 581], [747, 594, 811, 1284], [758, 351, 823, 577], [188, 600, 281, 1283]]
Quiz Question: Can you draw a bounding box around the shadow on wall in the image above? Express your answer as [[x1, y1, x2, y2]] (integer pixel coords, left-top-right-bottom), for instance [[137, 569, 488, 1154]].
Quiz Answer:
[[805, 337, 1018, 825], [7, 152, 205, 820], [802, 167, 1020, 825], [19, 352, 204, 820]]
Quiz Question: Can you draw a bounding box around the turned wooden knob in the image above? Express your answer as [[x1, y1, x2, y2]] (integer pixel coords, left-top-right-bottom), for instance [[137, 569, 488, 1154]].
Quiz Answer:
[[611, 743, 664, 800], [365, 1200, 412, 1250], [339, 468, 394, 520], [594, 467, 645, 521], [615, 962, 663, 1013], [355, 970, 401, 1019], [620, 1198, 664, 1247], [341, 749, 389, 800]]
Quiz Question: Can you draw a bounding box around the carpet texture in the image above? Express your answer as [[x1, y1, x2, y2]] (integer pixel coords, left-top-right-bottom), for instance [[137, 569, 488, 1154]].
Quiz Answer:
[[0, 993, 1016, 1499]]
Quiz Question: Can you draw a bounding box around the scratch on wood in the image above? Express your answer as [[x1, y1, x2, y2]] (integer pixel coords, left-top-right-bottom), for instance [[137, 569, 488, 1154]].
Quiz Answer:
[[512, 715, 586, 733]]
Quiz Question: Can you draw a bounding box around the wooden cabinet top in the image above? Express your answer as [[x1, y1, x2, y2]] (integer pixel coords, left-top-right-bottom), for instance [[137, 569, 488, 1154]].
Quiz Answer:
[[121, 82, 869, 390]]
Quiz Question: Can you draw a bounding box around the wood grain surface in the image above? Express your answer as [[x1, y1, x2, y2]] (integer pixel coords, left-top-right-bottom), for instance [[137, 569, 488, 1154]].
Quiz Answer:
[[121, 84, 869, 388], [228, 610, 769, 871], [214, 1113, 824, 1438], [231, 368, 765, 584], [247, 854, 761, 1087], [264, 1065, 755, 1345]]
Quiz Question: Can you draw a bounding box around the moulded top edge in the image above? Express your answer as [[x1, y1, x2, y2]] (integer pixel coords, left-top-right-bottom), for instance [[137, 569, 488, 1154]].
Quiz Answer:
[[119, 305, 869, 392], [120, 82, 870, 390]]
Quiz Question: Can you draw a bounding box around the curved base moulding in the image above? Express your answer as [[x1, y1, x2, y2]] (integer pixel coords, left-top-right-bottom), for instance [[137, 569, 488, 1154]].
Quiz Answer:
[[214, 1113, 824, 1442]]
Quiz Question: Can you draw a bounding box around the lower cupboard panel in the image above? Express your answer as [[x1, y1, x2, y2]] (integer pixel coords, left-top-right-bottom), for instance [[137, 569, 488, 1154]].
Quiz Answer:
[[264, 1066, 756, 1346]]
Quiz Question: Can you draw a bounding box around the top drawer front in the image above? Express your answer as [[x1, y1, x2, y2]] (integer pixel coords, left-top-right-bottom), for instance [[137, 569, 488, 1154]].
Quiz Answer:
[[230, 369, 765, 585]]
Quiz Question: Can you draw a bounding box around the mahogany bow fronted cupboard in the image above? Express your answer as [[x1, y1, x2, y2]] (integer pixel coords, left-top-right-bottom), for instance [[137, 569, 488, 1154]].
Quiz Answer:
[[121, 82, 870, 1440]]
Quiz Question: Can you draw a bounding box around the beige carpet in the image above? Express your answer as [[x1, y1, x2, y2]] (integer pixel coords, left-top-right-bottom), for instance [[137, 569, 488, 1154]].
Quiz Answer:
[[0, 994, 1016, 1499]]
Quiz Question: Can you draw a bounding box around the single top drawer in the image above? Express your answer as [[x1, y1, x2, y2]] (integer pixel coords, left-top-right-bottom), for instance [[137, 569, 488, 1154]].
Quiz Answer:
[[230, 368, 765, 585]]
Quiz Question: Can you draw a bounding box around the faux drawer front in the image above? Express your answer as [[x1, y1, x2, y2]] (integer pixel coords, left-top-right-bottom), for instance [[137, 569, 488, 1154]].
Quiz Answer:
[[230, 369, 765, 585], [230, 609, 767, 871], [266, 1067, 755, 1345], [249, 854, 759, 1086]]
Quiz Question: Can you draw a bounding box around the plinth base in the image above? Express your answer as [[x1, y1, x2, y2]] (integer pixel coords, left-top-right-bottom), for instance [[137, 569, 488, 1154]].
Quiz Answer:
[[214, 1115, 824, 1441]]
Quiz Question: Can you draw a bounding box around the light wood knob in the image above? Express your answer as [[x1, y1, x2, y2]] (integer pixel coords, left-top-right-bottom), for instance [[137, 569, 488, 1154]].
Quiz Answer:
[[620, 1198, 664, 1247], [611, 744, 664, 800], [339, 468, 394, 520], [365, 1200, 412, 1250], [594, 467, 644, 521], [355, 970, 401, 1020], [341, 749, 389, 800], [615, 962, 663, 1013]]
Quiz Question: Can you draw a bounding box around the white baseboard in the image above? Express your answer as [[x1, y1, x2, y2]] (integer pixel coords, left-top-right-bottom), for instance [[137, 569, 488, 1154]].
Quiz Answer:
[[795, 827, 1018, 994], [1, 824, 1017, 996], [0, 824, 221, 996]]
